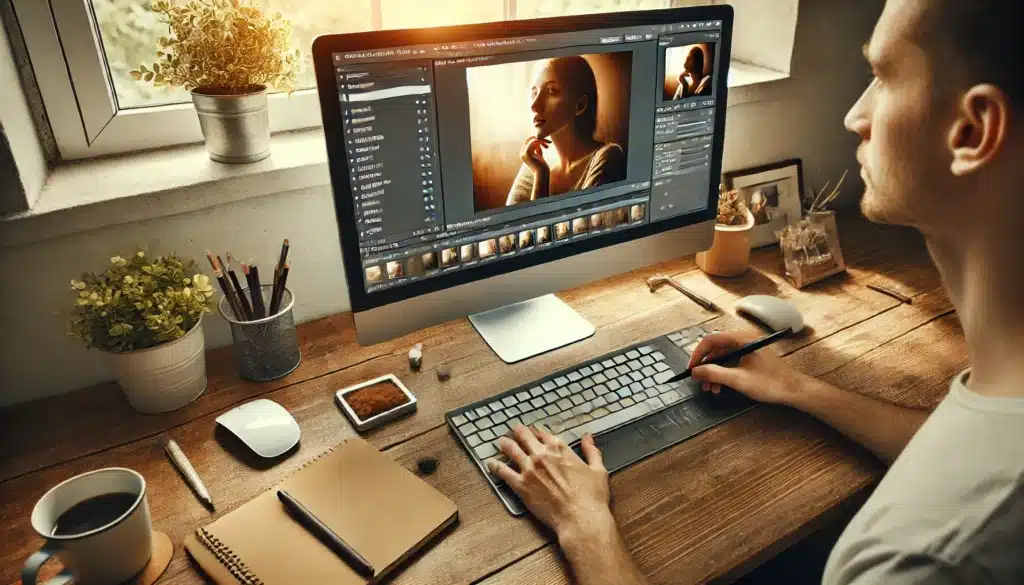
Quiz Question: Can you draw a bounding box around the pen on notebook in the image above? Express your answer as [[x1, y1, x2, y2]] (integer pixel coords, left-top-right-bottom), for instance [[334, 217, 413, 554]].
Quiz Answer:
[[225, 253, 254, 320], [165, 439, 214, 510], [665, 327, 792, 383], [277, 490, 375, 578]]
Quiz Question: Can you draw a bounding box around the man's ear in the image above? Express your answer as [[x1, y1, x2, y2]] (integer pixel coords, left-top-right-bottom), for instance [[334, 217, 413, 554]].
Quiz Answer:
[[948, 84, 1009, 177]]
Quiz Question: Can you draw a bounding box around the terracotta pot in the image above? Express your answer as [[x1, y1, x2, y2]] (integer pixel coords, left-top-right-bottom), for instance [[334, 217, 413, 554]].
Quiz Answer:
[[696, 209, 755, 277]]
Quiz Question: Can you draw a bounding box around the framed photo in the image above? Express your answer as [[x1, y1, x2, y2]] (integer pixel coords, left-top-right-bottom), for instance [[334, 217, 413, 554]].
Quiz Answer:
[[723, 159, 805, 249]]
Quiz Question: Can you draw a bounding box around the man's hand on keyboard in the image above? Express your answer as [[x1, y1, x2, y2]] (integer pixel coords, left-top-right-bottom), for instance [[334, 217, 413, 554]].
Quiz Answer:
[[489, 425, 614, 541], [688, 330, 810, 406]]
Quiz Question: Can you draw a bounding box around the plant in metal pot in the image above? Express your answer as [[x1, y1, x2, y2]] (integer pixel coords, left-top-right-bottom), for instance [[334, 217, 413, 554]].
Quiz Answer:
[[69, 252, 215, 413], [132, 0, 300, 163], [696, 184, 756, 277]]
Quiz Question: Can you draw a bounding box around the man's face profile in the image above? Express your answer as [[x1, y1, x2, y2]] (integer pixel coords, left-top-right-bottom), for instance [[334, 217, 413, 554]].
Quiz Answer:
[[845, 0, 953, 230]]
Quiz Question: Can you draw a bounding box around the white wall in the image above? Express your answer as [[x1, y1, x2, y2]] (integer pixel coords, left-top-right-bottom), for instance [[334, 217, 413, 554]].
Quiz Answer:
[[0, 0, 882, 406]]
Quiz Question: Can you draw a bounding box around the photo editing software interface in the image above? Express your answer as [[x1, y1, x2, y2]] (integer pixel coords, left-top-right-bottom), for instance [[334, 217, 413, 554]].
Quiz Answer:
[[332, 19, 724, 293]]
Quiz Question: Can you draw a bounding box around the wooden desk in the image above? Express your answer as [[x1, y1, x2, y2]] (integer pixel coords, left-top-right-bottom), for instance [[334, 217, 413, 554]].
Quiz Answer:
[[1, 217, 965, 585]]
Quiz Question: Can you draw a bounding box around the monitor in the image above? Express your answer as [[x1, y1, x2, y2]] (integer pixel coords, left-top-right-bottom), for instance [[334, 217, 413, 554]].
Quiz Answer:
[[313, 6, 733, 361]]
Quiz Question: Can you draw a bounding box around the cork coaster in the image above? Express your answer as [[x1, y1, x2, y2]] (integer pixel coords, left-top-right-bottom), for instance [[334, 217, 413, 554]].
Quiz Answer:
[[126, 531, 173, 585]]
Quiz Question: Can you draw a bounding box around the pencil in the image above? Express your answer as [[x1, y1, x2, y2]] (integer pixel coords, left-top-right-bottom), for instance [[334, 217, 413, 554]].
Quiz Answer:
[[244, 263, 266, 318], [270, 239, 290, 315], [225, 254, 253, 320], [665, 327, 792, 384], [270, 262, 290, 315], [207, 252, 243, 320]]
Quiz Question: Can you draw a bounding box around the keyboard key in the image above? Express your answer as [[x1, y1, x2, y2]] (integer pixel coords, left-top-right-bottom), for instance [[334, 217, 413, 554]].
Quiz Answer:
[[507, 417, 523, 429], [582, 389, 597, 401], [531, 397, 545, 409], [607, 401, 623, 412], [452, 415, 468, 426], [654, 370, 675, 384], [544, 404, 561, 416], [581, 378, 595, 389], [507, 405, 521, 416], [580, 365, 594, 376], [593, 395, 609, 408], [617, 375, 634, 387], [554, 376, 569, 387], [467, 434, 482, 447], [557, 387, 571, 398], [593, 372, 608, 383], [639, 345, 655, 355], [626, 349, 641, 360], [557, 398, 573, 411], [630, 371, 644, 382], [659, 390, 683, 404], [492, 423, 511, 436], [488, 402, 504, 413], [475, 407, 490, 418], [616, 388, 631, 400], [621, 397, 636, 407], [476, 416, 493, 429], [516, 391, 531, 402], [542, 392, 560, 405], [571, 402, 594, 416], [571, 394, 585, 406], [607, 379, 622, 391], [654, 362, 670, 372], [629, 382, 645, 393], [640, 355, 655, 366], [668, 332, 684, 342], [475, 442, 498, 459], [591, 407, 610, 419], [521, 411, 542, 425], [568, 382, 583, 393], [653, 351, 666, 361], [613, 355, 628, 365], [478, 428, 496, 441], [594, 384, 610, 395], [465, 410, 479, 422], [615, 365, 630, 376], [491, 411, 508, 424], [533, 386, 548, 396], [645, 397, 665, 410], [567, 371, 582, 382], [642, 366, 657, 377], [627, 361, 643, 372], [642, 378, 656, 388], [601, 359, 616, 369], [460, 421, 479, 435], [502, 396, 518, 407]]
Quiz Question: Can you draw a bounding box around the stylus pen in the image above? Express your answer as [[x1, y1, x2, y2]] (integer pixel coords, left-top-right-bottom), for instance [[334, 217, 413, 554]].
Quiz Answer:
[[277, 490, 375, 578], [665, 327, 792, 383]]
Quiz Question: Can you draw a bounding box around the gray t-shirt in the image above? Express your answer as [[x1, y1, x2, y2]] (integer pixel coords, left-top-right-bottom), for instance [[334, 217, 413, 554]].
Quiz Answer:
[[824, 370, 1024, 584]]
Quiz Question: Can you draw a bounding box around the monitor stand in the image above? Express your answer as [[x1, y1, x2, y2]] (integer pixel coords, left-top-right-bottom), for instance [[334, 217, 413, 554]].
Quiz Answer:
[[469, 294, 596, 364]]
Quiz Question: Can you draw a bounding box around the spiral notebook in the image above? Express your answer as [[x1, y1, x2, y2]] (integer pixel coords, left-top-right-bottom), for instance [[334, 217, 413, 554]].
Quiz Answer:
[[184, 437, 458, 585]]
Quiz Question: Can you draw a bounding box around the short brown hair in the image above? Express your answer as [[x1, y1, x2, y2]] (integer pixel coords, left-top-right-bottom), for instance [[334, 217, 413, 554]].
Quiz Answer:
[[920, 0, 1022, 102]]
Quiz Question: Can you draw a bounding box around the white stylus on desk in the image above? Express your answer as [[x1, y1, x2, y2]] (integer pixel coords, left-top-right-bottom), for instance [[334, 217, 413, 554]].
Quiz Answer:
[[165, 439, 214, 509]]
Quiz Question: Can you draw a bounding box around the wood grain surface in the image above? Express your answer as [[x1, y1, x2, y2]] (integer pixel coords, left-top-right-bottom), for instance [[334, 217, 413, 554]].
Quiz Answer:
[[1, 217, 964, 585]]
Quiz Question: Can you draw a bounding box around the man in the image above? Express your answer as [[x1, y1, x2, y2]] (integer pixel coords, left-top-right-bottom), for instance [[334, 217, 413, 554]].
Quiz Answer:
[[488, 0, 1024, 582]]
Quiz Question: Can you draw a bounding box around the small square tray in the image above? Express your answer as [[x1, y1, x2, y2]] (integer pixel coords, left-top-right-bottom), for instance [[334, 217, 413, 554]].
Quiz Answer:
[[335, 374, 417, 432]]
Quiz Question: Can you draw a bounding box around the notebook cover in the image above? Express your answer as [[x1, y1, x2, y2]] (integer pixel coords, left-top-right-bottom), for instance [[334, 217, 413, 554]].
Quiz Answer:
[[184, 437, 458, 585]]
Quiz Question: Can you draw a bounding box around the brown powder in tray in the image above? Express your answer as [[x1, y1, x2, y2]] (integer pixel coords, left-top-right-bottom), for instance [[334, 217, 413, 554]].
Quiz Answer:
[[343, 381, 410, 420]]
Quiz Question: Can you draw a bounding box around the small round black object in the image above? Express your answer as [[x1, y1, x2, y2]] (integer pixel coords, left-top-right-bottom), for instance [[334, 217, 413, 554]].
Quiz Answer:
[[417, 458, 438, 475]]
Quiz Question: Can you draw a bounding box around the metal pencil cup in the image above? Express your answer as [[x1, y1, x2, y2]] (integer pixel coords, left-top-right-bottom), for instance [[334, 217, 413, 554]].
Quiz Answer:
[[218, 285, 301, 381]]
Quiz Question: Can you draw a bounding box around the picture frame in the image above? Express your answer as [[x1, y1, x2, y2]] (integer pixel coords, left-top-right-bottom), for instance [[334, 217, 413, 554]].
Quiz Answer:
[[723, 159, 805, 249]]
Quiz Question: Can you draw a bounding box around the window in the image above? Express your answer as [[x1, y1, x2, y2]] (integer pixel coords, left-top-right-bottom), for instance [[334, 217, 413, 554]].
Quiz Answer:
[[12, 0, 788, 161]]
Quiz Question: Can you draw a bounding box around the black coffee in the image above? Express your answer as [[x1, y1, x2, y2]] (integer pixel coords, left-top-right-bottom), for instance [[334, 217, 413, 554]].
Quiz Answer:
[[52, 492, 137, 536]]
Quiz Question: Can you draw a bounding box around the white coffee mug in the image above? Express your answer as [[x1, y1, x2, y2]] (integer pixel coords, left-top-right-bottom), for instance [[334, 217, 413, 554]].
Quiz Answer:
[[22, 468, 153, 585]]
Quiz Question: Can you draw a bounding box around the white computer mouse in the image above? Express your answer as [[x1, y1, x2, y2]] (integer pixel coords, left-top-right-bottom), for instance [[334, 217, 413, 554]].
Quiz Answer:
[[215, 399, 300, 458], [735, 295, 805, 334]]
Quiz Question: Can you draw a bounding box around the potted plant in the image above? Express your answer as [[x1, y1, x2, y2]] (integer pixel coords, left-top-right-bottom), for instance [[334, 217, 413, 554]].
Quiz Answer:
[[69, 252, 215, 414], [696, 185, 756, 277], [132, 0, 300, 163]]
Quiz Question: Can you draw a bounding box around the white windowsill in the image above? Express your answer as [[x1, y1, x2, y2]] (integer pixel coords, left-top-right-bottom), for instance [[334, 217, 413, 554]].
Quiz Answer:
[[0, 61, 788, 248]]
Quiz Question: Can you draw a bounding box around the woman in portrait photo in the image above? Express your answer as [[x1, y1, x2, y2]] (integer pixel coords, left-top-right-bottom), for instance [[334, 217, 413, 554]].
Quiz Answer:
[[672, 46, 712, 100], [506, 56, 627, 206]]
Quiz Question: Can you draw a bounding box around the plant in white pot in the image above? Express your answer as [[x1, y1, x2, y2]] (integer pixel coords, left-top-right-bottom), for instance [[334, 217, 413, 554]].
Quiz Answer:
[[132, 0, 300, 163], [696, 185, 756, 277], [69, 252, 215, 414]]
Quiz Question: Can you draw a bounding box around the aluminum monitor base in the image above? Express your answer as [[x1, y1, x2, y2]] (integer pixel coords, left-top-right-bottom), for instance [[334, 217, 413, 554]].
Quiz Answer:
[[468, 294, 595, 363]]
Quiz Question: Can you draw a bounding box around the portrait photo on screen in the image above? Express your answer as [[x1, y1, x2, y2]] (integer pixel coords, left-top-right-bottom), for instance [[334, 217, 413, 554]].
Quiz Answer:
[[468, 51, 633, 212], [663, 43, 715, 101]]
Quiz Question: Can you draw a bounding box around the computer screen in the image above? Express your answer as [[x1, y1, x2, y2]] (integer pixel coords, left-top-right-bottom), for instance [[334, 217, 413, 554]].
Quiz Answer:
[[314, 8, 731, 312]]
